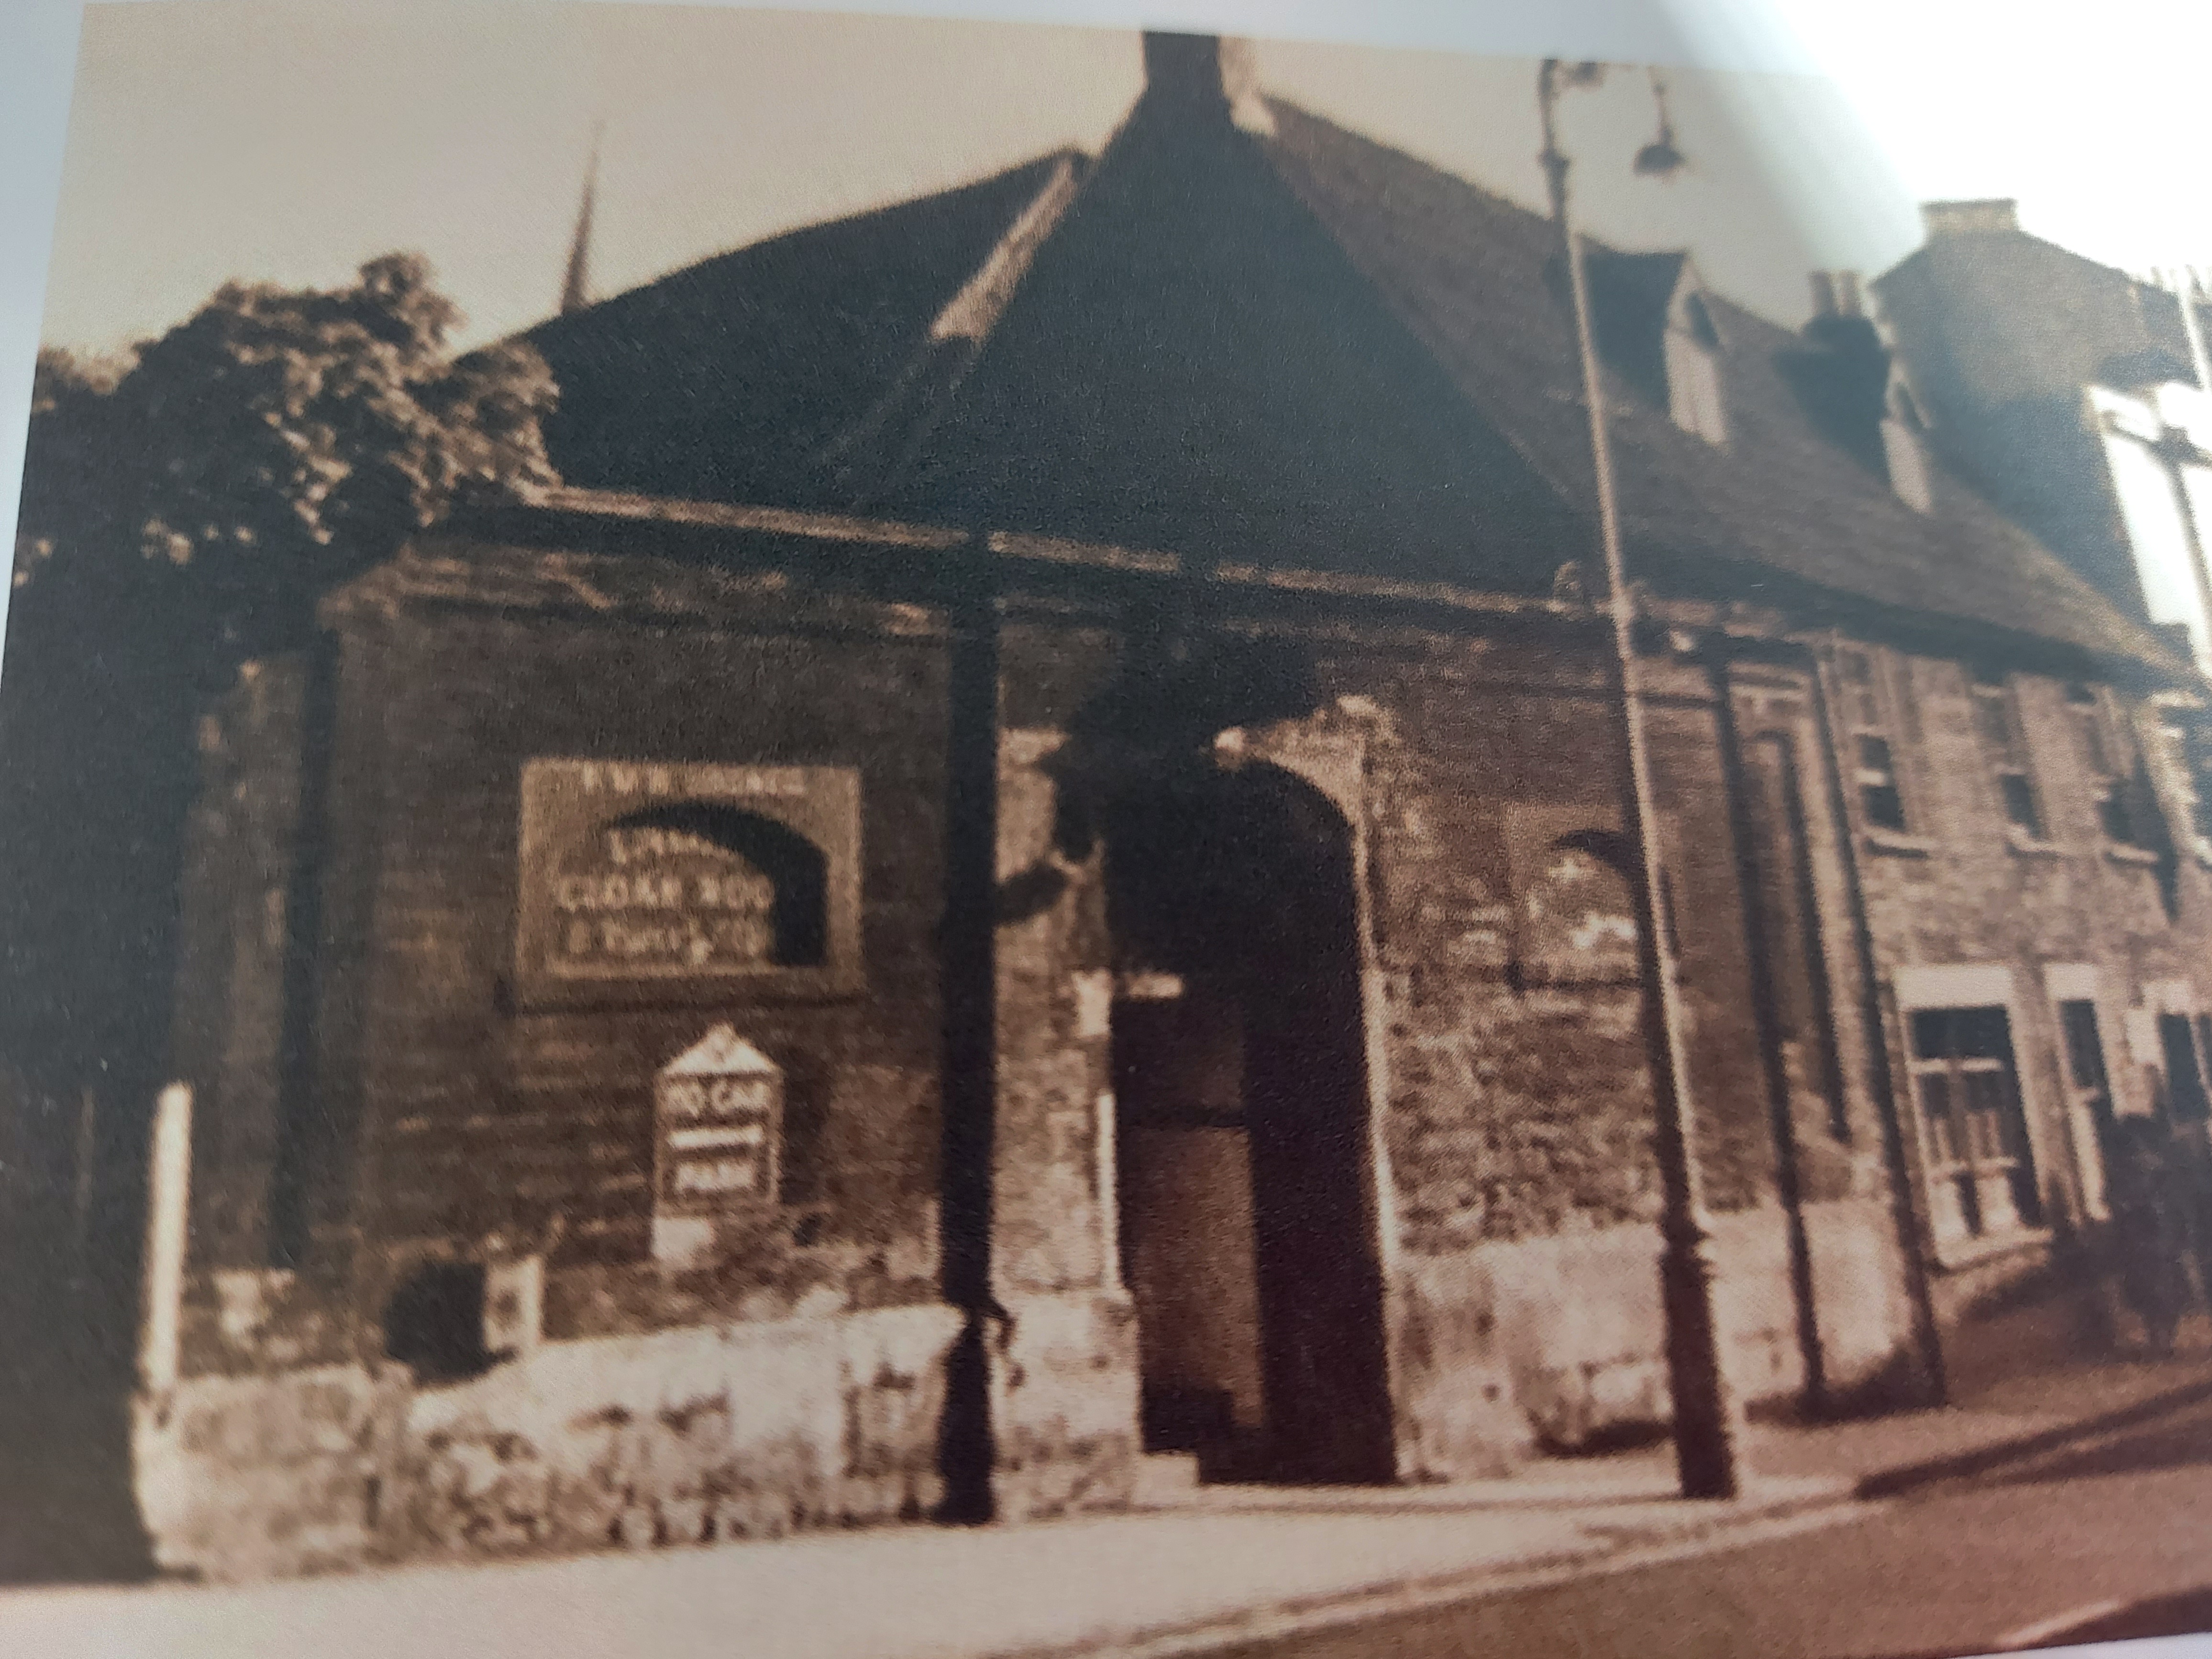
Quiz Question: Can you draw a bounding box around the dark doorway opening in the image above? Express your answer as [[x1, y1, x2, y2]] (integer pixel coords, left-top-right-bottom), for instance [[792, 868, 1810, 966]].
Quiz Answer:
[[383, 1259, 492, 1383], [1104, 761, 1395, 1485]]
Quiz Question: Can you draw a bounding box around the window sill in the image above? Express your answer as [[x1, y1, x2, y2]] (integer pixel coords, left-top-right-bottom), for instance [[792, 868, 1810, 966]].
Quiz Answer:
[[1931, 1227, 2052, 1274], [1864, 830, 1937, 859], [2103, 844, 2164, 868], [2004, 829, 2068, 858]]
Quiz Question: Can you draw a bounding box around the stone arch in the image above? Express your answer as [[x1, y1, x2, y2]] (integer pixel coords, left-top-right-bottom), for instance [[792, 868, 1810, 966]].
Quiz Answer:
[[1103, 756, 1395, 1484]]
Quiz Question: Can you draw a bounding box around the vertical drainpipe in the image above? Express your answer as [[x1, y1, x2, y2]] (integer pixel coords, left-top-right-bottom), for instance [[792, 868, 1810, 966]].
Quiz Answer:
[[1703, 644, 1828, 1415], [937, 565, 1004, 1524], [1802, 639, 1948, 1406], [140, 1083, 195, 1398], [266, 635, 343, 1272]]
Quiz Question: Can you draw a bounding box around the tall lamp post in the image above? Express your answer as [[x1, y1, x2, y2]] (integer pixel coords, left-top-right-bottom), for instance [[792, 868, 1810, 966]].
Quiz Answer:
[[1538, 58, 1746, 1500]]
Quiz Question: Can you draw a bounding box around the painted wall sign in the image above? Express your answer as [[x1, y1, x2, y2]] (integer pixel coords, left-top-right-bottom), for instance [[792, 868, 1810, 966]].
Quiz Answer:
[[652, 1026, 785, 1266], [1504, 802, 1639, 986], [516, 759, 862, 1003]]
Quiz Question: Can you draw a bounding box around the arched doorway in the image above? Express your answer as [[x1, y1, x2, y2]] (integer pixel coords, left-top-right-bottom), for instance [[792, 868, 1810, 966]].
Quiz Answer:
[[1104, 759, 1394, 1484]]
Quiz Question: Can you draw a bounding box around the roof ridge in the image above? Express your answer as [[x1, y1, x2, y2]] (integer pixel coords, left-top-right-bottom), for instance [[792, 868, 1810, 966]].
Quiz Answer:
[[522, 148, 1088, 338], [816, 152, 1090, 508]]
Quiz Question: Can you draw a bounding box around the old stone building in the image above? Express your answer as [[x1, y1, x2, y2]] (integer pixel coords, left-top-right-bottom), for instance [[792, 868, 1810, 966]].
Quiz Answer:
[[1874, 200, 2212, 671], [137, 34, 2212, 1578]]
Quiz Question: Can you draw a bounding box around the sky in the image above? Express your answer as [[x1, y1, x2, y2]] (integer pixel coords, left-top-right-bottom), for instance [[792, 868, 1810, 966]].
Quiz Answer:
[[0, 1, 1991, 362], [28, 1, 2212, 364], [33, 0, 2212, 370]]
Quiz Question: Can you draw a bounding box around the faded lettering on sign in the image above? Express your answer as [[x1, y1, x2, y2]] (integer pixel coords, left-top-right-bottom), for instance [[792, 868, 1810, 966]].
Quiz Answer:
[[515, 759, 862, 998]]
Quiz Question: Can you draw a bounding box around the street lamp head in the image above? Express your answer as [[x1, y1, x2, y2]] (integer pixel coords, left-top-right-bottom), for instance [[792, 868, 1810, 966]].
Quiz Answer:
[[1633, 133, 1687, 179], [1634, 71, 1687, 180]]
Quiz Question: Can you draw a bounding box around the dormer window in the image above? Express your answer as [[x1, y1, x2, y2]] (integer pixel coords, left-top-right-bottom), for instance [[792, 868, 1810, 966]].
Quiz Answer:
[[1882, 377, 1935, 512], [1665, 290, 1727, 445]]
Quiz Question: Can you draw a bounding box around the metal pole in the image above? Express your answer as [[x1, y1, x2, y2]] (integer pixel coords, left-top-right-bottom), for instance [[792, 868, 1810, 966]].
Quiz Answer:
[[937, 577, 1003, 1523], [1539, 60, 1745, 1499]]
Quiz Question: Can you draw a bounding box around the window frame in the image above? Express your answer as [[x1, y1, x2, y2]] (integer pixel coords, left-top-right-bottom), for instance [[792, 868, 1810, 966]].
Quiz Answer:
[[1969, 669, 2046, 841], [2051, 990, 2116, 1224], [1881, 379, 1935, 513], [2153, 701, 2212, 863], [1833, 644, 1916, 839], [1663, 295, 1728, 447], [1905, 1004, 2043, 1246], [2064, 682, 2145, 849]]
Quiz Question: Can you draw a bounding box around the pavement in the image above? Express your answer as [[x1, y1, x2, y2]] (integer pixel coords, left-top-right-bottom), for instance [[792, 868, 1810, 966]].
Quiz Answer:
[[2, 1302, 2210, 1659]]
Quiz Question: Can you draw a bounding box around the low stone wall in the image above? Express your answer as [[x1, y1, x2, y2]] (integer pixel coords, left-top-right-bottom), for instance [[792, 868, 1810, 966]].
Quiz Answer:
[[132, 1362, 412, 1581], [1393, 1199, 1918, 1476], [991, 1290, 1141, 1522], [133, 1291, 1138, 1582]]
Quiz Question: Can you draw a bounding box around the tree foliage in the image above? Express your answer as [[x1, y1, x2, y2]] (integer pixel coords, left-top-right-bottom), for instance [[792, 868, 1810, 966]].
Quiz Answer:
[[14, 252, 558, 665], [0, 254, 559, 1091]]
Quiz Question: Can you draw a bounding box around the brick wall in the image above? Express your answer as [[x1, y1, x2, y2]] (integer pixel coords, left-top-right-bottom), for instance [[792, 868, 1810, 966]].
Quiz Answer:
[[167, 658, 312, 1274], [167, 528, 2203, 1554], [324, 578, 955, 1337]]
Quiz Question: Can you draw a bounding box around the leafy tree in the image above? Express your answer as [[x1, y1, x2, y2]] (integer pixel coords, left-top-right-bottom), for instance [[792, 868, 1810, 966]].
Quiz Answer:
[[15, 251, 557, 661], [0, 257, 559, 1327]]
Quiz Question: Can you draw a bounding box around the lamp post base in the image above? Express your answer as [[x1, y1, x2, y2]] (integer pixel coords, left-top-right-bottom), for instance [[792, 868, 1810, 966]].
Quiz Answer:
[[1659, 1222, 1747, 1499]]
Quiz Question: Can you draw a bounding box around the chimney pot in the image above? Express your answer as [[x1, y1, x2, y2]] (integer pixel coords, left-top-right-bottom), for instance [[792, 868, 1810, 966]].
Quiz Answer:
[[1808, 270, 1864, 320], [1921, 199, 2020, 239]]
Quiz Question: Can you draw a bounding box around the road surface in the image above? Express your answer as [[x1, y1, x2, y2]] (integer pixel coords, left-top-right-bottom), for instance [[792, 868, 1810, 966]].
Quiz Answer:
[[1206, 1389, 2212, 1659]]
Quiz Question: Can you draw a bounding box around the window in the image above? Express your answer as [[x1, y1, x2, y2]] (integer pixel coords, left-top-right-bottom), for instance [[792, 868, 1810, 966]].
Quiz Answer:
[[1971, 671, 2043, 838], [2156, 708, 2212, 859], [1837, 648, 1909, 832], [1908, 1006, 2040, 1242], [2066, 684, 2141, 846], [2056, 999, 2115, 1222], [1882, 382, 1935, 513], [2153, 1013, 2211, 1122]]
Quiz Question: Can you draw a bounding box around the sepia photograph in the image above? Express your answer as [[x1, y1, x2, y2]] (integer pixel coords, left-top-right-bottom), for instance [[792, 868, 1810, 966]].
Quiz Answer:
[[5, 2, 2212, 1655]]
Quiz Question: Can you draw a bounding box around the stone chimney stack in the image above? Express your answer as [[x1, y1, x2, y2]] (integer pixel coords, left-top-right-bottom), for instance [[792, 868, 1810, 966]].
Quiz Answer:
[[1921, 199, 2020, 239], [1140, 31, 1273, 133]]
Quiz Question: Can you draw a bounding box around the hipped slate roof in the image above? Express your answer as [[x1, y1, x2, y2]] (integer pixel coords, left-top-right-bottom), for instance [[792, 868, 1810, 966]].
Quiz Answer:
[[520, 46, 2177, 671]]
